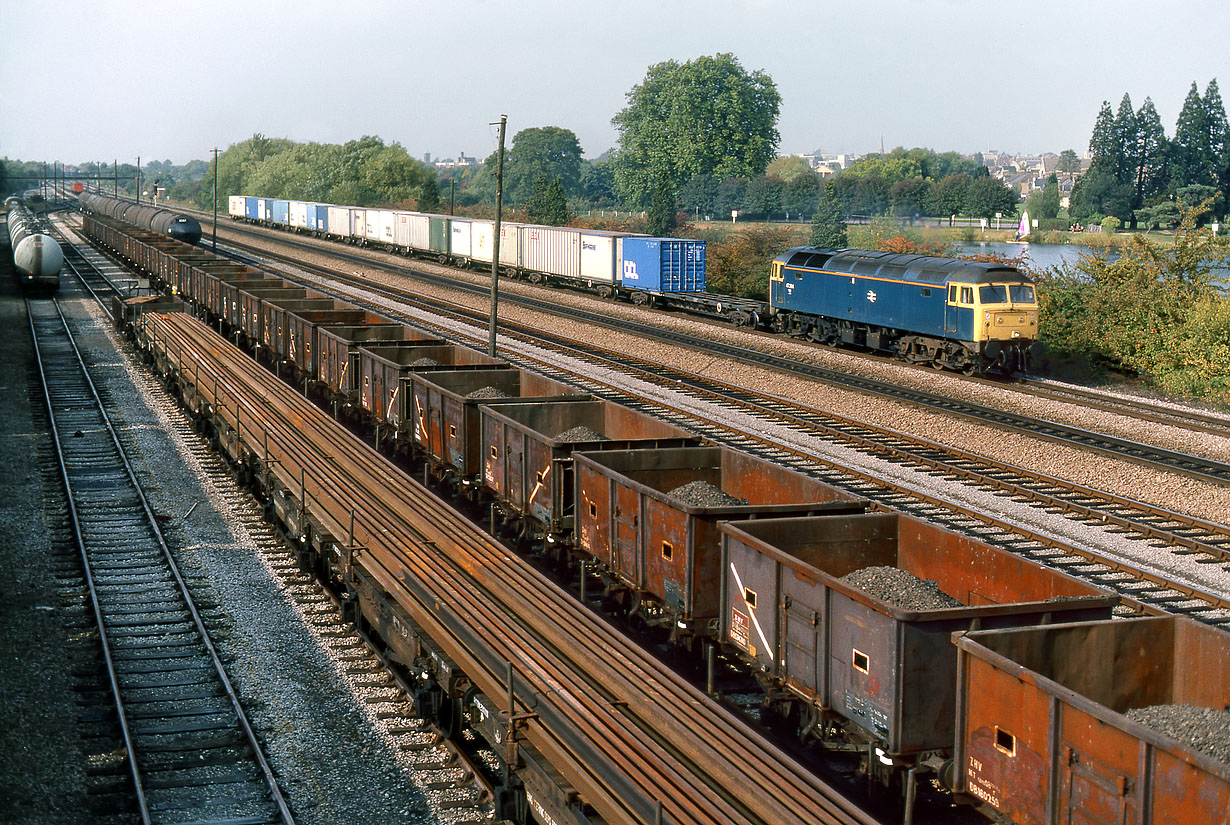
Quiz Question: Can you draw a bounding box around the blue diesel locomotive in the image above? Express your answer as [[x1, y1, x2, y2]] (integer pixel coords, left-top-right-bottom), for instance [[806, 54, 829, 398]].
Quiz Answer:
[[770, 247, 1042, 374]]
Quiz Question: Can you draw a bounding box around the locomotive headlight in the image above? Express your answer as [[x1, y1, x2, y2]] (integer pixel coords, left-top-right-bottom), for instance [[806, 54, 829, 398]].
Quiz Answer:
[[984, 312, 990, 321]]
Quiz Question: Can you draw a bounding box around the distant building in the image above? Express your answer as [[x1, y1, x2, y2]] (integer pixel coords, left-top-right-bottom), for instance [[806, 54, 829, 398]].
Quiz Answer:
[[432, 151, 481, 170]]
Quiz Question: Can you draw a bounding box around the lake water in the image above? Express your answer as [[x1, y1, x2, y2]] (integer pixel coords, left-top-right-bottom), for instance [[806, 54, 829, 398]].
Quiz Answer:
[[958, 241, 1230, 288]]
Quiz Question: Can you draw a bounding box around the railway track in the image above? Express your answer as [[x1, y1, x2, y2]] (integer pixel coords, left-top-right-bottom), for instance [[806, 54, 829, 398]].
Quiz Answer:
[[200, 216, 1230, 476], [204, 233, 1230, 624], [28, 296, 295, 825]]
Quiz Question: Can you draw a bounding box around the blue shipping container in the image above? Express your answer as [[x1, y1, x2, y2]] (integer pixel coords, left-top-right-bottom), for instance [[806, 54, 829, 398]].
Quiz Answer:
[[312, 204, 329, 233], [620, 238, 706, 292], [245, 197, 260, 220], [271, 200, 290, 227]]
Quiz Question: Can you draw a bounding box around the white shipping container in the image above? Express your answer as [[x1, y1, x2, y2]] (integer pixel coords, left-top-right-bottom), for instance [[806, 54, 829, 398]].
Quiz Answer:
[[326, 206, 352, 237], [228, 196, 245, 218], [364, 209, 381, 241], [520, 225, 581, 279], [406, 213, 431, 251], [471, 221, 494, 264], [377, 210, 396, 243], [258, 199, 270, 221], [351, 209, 368, 241], [471, 221, 522, 266], [450, 219, 473, 259], [290, 201, 310, 228], [393, 211, 431, 251], [578, 231, 620, 283]]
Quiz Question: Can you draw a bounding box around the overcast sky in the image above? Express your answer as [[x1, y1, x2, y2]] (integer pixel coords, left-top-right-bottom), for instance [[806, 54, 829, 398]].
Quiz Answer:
[[2, 0, 1226, 167]]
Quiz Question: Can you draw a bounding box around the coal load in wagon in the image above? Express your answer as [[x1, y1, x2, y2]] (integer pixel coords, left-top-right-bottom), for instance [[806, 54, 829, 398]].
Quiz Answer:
[[840, 566, 963, 610], [1125, 705, 1230, 766], [555, 425, 606, 443], [667, 480, 746, 508], [465, 386, 510, 400], [411, 357, 441, 368]]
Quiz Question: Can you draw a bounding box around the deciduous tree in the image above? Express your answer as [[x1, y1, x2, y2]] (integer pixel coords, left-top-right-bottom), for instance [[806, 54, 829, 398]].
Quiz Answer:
[[611, 53, 781, 207], [503, 127, 583, 205]]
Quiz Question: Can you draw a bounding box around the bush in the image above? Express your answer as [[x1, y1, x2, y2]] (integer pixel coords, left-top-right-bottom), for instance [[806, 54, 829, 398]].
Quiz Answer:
[[1100, 215, 1121, 233], [1037, 203, 1230, 406], [705, 226, 793, 301]]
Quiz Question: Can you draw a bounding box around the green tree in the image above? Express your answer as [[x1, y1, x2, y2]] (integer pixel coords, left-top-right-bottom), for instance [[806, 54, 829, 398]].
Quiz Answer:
[[646, 169, 678, 236], [962, 175, 1018, 221], [611, 53, 781, 207], [578, 160, 616, 206], [1171, 80, 1226, 191], [525, 175, 569, 226], [417, 178, 441, 212], [1111, 93, 1138, 185], [1057, 149, 1082, 174], [809, 182, 848, 247], [765, 155, 812, 182], [1039, 173, 1061, 219], [744, 175, 783, 220], [502, 126, 583, 205], [930, 174, 969, 224], [1088, 102, 1117, 168], [1133, 97, 1169, 210], [782, 172, 820, 220]]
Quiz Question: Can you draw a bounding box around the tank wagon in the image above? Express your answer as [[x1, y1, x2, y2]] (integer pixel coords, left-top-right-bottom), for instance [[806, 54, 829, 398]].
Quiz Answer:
[[771, 246, 1043, 374], [5, 196, 62, 293], [81, 192, 202, 244], [93, 209, 1200, 825]]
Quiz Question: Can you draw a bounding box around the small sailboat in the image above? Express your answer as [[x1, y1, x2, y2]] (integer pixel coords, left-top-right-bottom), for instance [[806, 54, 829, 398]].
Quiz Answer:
[[1011, 210, 1031, 243]]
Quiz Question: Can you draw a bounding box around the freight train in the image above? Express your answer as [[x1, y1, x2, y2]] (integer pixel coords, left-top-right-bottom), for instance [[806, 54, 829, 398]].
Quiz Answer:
[[5, 196, 62, 293], [224, 194, 1042, 375], [80, 192, 202, 244], [84, 208, 1227, 825]]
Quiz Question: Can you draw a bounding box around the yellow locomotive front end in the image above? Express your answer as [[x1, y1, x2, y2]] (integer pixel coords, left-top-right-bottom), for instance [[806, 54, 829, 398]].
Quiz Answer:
[[972, 281, 1041, 373]]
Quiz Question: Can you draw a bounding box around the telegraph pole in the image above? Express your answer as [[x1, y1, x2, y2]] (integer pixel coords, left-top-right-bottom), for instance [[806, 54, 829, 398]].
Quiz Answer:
[[136, 156, 141, 202], [212, 147, 220, 251], [488, 114, 507, 358]]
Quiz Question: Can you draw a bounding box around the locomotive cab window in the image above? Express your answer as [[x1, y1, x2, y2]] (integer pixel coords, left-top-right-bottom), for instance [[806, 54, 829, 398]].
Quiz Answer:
[[961, 286, 974, 304], [921, 288, 932, 297], [979, 285, 1009, 304]]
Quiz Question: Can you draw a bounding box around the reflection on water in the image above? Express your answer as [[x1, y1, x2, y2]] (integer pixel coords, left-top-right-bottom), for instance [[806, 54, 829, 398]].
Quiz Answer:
[[958, 241, 1229, 289]]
